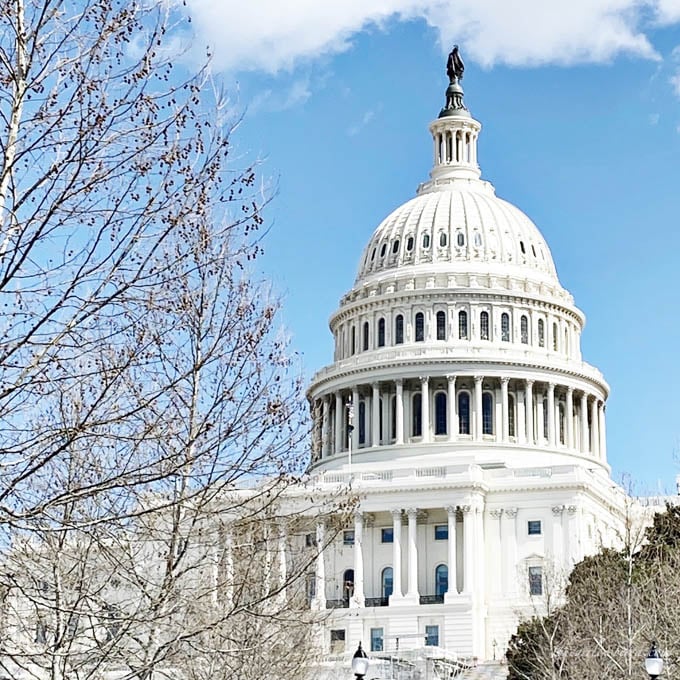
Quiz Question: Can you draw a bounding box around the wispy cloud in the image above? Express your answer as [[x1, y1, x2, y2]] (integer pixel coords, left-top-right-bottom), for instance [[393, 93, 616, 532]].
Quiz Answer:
[[249, 78, 312, 115], [183, 0, 670, 75], [347, 108, 378, 137]]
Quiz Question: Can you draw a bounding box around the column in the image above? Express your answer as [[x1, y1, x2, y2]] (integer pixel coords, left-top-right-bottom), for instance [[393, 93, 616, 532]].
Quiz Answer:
[[389, 510, 403, 603], [489, 509, 503, 594], [395, 379, 404, 445], [447, 375, 457, 442], [462, 505, 474, 594], [322, 396, 330, 457], [591, 398, 600, 458], [334, 392, 343, 454], [547, 383, 556, 448], [536, 392, 544, 445], [599, 402, 607, 461], [551, 505, 565, 562], [566, 387, 574, 450], [445, 506, 458, 601], [421, 377, 430, 443], [313, 521, 326, 609], [473, 375, 483, 441], [405, 508, 419, 601], [352, 513, 365, 607], [501, 508, 518, 595], [580, 392, 589, 453], [525, 380, 534, 445], [371, 383, 380, 447], [351, 387, 359, 453], [501, 377, 509, 442], [223, 528, 234, 606], [278, 523, 287, 589]]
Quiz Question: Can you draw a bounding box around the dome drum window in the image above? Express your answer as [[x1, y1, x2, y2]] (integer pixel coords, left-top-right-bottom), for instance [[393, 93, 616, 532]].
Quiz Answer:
[[422, 233, 431, 248], [415, 312, 425, 342], [378, 318, 386, 347], [458, 310, 469, 340], [439, 232, 447, 247], [520, 315, 529, 344], [395, 315, 404, 344], [501, 313, 510, 342], [480, 311, 490, 341], [436, 311, 447, 340]]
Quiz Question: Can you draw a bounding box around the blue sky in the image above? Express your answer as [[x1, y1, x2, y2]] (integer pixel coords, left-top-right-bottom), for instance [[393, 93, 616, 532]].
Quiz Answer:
[[181, 2, 680, 493]]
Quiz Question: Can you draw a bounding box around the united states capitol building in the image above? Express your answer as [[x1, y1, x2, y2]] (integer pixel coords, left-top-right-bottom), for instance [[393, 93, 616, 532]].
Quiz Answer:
[[302, 54, 648, 679]]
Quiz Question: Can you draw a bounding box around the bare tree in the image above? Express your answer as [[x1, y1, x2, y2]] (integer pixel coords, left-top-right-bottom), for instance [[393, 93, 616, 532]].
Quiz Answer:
[[0, 1, 341, 678]]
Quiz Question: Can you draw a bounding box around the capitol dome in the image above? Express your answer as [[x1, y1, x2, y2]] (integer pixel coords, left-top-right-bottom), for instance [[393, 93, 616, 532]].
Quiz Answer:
[[304, 53, 626, 671], [356, 184, 559, 287]]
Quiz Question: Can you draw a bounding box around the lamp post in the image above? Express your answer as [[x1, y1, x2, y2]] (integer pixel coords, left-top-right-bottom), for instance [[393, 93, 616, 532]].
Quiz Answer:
[[351, 642, 369, 679], [645, 641, 664, 679]]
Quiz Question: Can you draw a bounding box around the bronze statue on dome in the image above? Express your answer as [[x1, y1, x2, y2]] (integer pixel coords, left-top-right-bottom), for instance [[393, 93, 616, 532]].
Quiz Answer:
[[446, 45, 465, 83]]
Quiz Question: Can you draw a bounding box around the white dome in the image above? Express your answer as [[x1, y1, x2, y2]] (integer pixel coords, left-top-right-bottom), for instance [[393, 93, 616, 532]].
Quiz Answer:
[[356, 182, 559, 287]]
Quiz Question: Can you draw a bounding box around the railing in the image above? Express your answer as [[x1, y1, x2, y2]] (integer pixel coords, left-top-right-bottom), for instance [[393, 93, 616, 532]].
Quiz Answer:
[[419, 594, 444, 604], [325, 599, 348, 609], [365, 596, 389, 607]]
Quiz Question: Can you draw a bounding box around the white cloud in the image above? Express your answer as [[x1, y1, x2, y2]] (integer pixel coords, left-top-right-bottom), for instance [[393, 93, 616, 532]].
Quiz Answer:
[[249, 78, 312, 114], [649, 112, 661, 124], [183, 0, 671, 74], [347, 108, 378, 137]]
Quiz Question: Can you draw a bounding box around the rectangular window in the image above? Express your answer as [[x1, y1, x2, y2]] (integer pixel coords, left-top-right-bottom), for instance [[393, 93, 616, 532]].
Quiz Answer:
[[528, 520, 542, 535], [305, 533, 317, 547], [434, 525, 448, 540], [529, 566, 543, 596], [330, 629, 346, 654], [343, 530, 355, 545], [381, 528, 394, 543], [425, 625, 439, 647], [370, 627, 384, 652], [306, 573, 316, 604]]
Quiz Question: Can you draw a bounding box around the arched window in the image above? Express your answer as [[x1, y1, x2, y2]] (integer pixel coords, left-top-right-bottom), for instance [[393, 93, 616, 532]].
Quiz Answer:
[[520, 315, 528, 344], [395, 314, 404, 344], [380, 243, 387, 257], [501, 313, 510, 342], [406, 236, 414, 251], [458, 310, 469, 339], [482, 392, 494, 435], [412, 393, 422, 437], [508, 393, 516, 438], [415, 312, 425, 342], [435, 564, 448, 596], [423, 233, 430, 248], [351, 326, 356, 355], [458, 392, 470, 435], [538, 319, 545, 347], [392, 239, 400, 254], [343, 569, 354, 604], [552, 322, 558, 351], [378, 318, 385, 347], [439, 232, 447, 247], [435, 392, 447, 435], [457, 232, 465, 247], [362, 321, 369, 351], [358, 401, 366, 445], [381, 567, 394, 599], [391, 395, 397, 440], [559, 403, 565, 445], [480, 311, 490, 340], [436, 311, 446, 340]]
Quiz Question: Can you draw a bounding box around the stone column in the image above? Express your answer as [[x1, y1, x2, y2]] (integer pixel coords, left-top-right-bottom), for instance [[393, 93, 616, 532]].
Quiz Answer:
[[322, 396, 330, 458], [351, 387, 359, 453], [473, 375, 483, 441], [421, 377, 430, 443], [395, 379, 404, 445], [502, 508, 518, 595], [352, 513, 365, 607], [313, 521, 326, 609], [445, 506, 458, 602], [547, 382, 556, 448], [389, 510, 403, 603], [536, 392, 544, 445], [525, 380, 534, 445], [501, 377, 509, 442], [462, 505, 474, 593], [489, 509, 503, 594], [566, 387, 574, 450], [371, 383, 380, 447], [591, 398, 600, 458], [334, 392, 343, 454], [580, 392, 589, 453], [405, 508, 420, 602], [447, 375, 457, 442], [599, 402, 607, 461]]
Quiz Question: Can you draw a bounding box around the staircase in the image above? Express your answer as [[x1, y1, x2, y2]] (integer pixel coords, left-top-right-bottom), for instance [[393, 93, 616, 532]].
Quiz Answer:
[[459, 662, 508, 680]]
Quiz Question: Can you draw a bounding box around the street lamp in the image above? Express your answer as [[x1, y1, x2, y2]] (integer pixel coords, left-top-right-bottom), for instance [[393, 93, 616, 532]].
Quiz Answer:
[[645, 641, 664, 679], [351, 642, 369, 679]]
